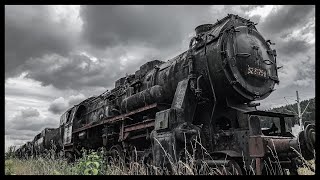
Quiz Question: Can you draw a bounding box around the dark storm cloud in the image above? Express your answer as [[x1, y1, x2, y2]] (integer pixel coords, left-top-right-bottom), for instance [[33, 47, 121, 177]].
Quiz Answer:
[[261, 6, 315, 90], [259, 5, 315, 35], [80, 5, 214, 49], [277, 39, 311, 57], [5, 5, 246, 91], [293, 55, 315, 84], [24, 53, 121, 90], [255, 5, 315, 68], [8, 108, 59, 132], [26, 5, 222, 90], [5, 5, 76, 78], [5, 5, 315, 92]]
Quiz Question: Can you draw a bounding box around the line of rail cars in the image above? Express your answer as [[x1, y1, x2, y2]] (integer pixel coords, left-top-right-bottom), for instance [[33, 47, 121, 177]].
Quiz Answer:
[[15, 14, 315, 175]]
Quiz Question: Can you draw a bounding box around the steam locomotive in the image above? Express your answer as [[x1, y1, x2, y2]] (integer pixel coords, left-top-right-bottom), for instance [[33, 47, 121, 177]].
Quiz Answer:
[[15, 14, 315, 175]]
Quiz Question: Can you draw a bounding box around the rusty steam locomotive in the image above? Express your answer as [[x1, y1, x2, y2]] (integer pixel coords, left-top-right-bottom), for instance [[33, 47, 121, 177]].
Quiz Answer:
[[15, 14, 315, 175]]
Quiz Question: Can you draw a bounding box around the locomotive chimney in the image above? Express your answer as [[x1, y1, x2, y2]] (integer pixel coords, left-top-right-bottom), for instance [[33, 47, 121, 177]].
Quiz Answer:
[[195, 24, 214, 36]]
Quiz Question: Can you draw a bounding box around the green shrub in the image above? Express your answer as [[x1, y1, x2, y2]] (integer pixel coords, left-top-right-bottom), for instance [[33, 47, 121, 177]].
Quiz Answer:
[[73, 149, 106, 175], [5, 147, 315, 175]]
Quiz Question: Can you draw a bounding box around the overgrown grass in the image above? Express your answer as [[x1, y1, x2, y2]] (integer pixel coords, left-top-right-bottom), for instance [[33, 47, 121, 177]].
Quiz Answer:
[[297, 159, 315, 175], [5, 148, 315, 175], [4, 149, 226, 175], [5, 135, 315, 175]]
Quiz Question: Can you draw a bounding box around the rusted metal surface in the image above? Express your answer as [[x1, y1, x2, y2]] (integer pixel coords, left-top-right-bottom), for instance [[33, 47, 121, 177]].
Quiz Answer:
[[72, 103, 159, 133], [121, 85, 167, 112], [244, 110, 295, 117], [128, 134, 148, 140], [265, 138, 298, 154], [249, 136, 265, 157], [255, 158, 262, 175], [124, 119, 155, 133]]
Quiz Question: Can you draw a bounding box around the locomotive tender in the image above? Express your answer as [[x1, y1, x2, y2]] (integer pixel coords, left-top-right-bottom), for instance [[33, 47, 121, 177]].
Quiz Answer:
[[15, 14, 315, 175]]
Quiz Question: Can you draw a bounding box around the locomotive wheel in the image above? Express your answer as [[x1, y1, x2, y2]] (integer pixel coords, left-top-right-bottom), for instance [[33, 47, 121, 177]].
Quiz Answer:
[[304, 123, 315, 152], [298, 131, 315, 160], [261, 165, 286, 175], [261, 157, 287, 175], [215, 159, 243, 175]]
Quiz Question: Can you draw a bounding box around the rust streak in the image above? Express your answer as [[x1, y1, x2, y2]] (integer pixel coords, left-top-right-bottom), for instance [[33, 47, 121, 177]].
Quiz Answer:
[[72, 103, 158, 133], [124, 120, 155, 132]]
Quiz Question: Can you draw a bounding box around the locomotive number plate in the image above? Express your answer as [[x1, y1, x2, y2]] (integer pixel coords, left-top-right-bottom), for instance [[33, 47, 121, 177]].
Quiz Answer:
[[247, 66, 267, 78]]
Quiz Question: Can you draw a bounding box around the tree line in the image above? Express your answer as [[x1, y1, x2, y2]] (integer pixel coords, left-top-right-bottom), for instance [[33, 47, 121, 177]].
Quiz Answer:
[[260, 97, 315, 128]]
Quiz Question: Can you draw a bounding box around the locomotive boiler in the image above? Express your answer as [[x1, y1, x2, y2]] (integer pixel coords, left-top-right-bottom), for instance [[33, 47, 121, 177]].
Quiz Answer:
[[16, 14, 315, 175]]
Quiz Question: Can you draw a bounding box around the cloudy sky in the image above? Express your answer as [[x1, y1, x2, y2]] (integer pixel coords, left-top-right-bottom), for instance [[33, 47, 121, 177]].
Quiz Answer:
[[5, 5, 315, 150]]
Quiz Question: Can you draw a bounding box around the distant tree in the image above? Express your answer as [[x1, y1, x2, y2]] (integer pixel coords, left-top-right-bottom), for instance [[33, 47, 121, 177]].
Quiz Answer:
[[5, 146, 16, 159], [260, 97, 315, 128]]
